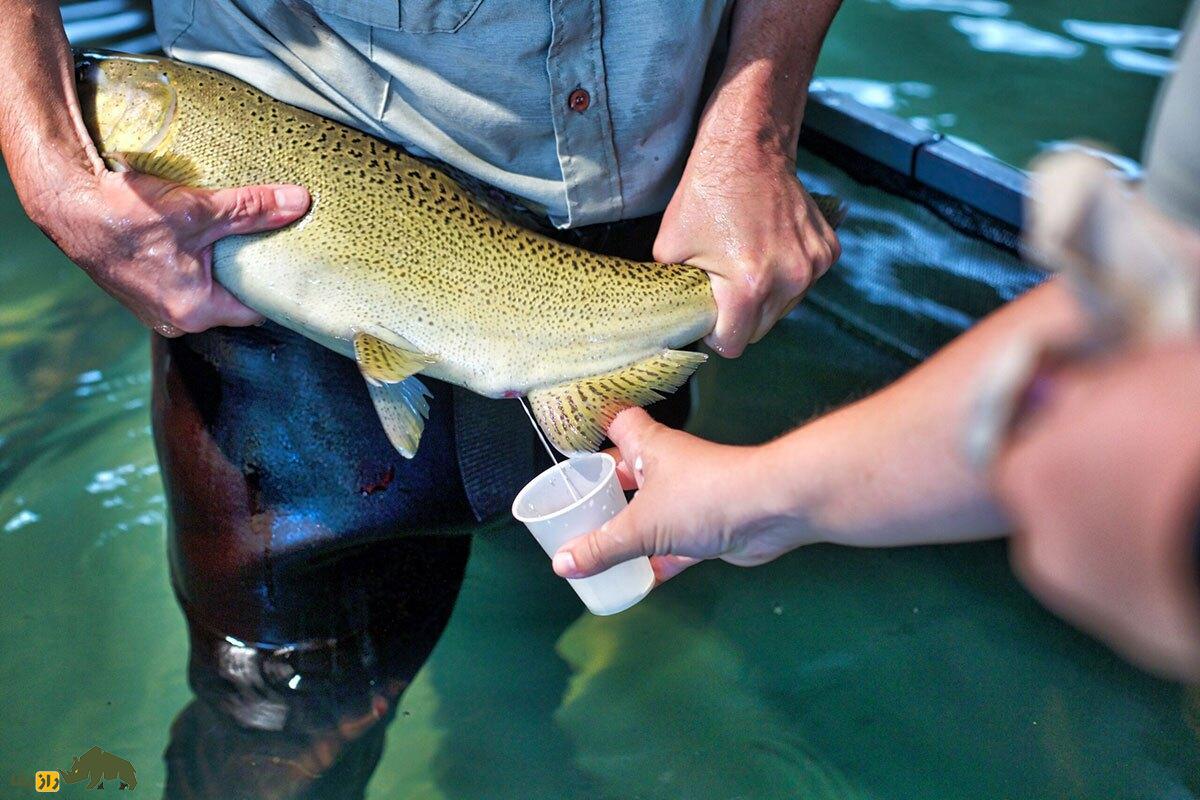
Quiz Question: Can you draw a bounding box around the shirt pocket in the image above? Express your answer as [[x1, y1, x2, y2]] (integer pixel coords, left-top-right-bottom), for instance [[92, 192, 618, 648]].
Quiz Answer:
[[399, 0, 486, 32], [305, 0, 485, 32]]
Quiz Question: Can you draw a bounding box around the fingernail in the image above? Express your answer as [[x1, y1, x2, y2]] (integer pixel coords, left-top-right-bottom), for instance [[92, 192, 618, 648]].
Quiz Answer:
[[552, 550, 578, 577], [274, 186, 309, 214]]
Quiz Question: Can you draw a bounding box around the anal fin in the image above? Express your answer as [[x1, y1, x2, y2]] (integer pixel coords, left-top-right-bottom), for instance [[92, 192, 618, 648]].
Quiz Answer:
[[353, 332, 438, 458], [528, 349, 707, 455]]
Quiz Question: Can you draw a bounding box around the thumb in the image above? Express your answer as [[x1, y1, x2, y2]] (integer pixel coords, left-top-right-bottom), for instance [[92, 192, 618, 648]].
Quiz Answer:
[[552, 504, 653, 579], [197, 184, 310, 246], [606, 407, 662, 482]]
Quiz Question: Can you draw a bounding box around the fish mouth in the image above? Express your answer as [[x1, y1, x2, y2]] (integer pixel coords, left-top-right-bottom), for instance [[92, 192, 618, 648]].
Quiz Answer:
[[74, 53, 93, 84], [73, 49, 112, 88]]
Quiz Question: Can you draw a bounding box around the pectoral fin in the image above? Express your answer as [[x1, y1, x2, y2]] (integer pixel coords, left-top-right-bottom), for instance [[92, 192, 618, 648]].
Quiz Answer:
[[353, 332, 437, 385], [109, 151, 202, 185], [353, 332, 437, 458], [528, 349, 707, 455]]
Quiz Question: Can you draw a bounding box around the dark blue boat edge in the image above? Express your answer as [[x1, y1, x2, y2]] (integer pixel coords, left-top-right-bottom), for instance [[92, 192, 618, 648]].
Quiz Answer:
[[803, 85, 1028, 242]]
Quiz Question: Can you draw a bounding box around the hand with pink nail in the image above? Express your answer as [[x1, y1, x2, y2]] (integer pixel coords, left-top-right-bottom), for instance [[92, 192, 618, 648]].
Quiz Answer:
[[552, 407, 820, 585]]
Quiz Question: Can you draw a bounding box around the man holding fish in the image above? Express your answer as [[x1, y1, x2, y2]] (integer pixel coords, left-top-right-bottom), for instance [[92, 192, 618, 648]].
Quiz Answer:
[[0, 0, 843, 793], [0, 0, 842, 510]]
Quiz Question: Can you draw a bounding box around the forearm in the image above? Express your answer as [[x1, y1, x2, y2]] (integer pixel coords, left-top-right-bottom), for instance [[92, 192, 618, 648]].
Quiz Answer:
[[770, 280, 1087, 547], [696, 0, 842, 159], [0, 0, 100, 222]]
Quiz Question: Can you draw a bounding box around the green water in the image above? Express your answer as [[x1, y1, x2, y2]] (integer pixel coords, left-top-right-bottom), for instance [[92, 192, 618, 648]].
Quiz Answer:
[[1, 1, 1199, 797], [818, 0, 1191, 167]]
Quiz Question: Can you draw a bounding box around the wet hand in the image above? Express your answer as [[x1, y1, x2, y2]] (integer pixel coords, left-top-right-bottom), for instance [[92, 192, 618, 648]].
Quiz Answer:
[[992, 340, 1200, 680], [654, 145, 839, 358], [552, 408, 814, 585], [26, 167, 308, 335]]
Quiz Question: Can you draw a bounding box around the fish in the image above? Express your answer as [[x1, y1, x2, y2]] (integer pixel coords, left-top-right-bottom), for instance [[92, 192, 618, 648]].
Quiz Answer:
[[75, 50, 846, 457]]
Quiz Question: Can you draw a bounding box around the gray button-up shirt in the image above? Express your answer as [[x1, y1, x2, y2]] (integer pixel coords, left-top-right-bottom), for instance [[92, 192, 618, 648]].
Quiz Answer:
[[154, 0, 733, 227]]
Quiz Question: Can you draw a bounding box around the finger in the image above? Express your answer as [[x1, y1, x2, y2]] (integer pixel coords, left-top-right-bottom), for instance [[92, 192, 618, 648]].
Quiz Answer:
[[748, 288, 794, 345], [650, 555, 699, 585], [820, 227, 841, 276], [151, 322, 186, 338], [703, 278, 755, 358], [604, 445, 640, 491], [780, 294, 803, 319], [651, 228, 693, 266], [552, 507, 650, 578], [196, 184, 311, 246], [809, 212, 840, 278], [607, 407, 662, 488], [205, 284, 267, 328]]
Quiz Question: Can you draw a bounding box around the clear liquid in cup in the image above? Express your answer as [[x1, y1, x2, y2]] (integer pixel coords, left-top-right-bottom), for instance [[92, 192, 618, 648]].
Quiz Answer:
[[512, 453, 654, 615]]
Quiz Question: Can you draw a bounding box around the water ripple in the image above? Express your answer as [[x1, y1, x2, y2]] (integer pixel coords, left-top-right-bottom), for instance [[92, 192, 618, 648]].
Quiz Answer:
[[878, 0, 1012, 15], [3, 509, 39, 533], [62, 8, 151, 42], [814, 78, 935, 111], [951, 17, 1087, 58], [1062, 19, 1180, 49], [1106, 47, 1176, 76]]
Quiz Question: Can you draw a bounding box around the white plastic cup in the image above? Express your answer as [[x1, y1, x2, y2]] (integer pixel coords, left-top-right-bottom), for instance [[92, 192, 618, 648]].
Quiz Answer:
[[512, 452, 655, 616]]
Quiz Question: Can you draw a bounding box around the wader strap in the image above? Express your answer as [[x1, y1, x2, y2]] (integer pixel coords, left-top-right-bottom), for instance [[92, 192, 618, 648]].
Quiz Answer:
[[454, 387, 539, 521]]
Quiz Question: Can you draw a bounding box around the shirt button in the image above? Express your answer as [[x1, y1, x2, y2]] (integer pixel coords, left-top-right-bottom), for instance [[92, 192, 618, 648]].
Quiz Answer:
[[568, 88, 590, 113]]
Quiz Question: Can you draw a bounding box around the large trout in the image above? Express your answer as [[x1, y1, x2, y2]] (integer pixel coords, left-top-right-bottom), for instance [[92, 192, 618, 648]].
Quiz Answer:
[[75, 51, 844, 457]]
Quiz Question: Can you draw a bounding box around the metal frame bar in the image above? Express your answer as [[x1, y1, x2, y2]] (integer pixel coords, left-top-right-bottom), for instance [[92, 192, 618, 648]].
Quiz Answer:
[[803, 86, 1028, 229]]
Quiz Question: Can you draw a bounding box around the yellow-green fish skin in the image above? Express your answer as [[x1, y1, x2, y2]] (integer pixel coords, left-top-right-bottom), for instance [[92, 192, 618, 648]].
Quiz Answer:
[[76, 52, 717, 399]]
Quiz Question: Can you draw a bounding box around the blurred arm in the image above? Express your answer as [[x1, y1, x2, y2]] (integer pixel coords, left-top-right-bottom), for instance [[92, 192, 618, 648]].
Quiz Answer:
[[778, 280, 1085, 547]]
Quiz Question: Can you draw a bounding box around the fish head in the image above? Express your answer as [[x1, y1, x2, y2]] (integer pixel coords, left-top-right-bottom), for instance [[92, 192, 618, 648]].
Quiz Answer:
[[74, 51, 178, 161]]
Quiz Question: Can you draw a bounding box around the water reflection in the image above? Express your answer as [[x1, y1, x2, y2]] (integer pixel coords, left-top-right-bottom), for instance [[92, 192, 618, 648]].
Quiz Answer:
[[2, 507, 38, 532], [814, 77, 935, 111], [1062, 19, 1180, 49], [60, 0, 144, 22], [1106, 46, 1176, 76], [165, 533, 470, 800], [61, 9, 150, 42], [950, 16, 1087, 58], [875, 0, 1011, 16]]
